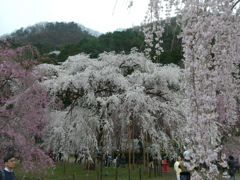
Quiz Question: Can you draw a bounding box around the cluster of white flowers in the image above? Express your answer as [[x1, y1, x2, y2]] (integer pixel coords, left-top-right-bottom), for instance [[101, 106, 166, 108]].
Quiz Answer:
[[38, 51, 186, 161], [132, 0, 240, 179], [176, 0, 239, 179]]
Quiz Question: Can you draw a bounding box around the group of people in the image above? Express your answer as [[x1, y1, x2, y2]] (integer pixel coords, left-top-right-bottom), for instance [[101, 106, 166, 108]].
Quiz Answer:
[[115, 153, 126, 168], [48, 150, 63, 162], [74, 151, 84, 164], [173, 151, 238, 180], [96, 152, 126, 168], [96, 152, 112, 167], [1, 151, 238, 180]]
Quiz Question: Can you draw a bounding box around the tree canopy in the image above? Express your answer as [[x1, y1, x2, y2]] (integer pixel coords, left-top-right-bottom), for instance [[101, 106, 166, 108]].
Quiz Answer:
[[140, 0, 240, 179], [37, 50, 186, 159], [0, 38, 55, 172]]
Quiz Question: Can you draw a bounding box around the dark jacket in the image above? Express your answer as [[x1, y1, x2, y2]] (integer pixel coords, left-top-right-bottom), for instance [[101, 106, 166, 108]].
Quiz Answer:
[[0, 169, 15, 180], [179, 159, 191, 172], [228, 155, 236, 176]]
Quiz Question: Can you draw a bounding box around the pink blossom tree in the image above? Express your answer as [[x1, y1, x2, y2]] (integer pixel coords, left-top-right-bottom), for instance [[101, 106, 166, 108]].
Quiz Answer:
[[0, 38, 55, 173], [139, 0, 240, 179]]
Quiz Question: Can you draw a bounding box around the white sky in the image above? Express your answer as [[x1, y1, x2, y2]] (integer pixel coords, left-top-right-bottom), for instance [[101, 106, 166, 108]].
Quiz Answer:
[[0, 0, 150, 36]]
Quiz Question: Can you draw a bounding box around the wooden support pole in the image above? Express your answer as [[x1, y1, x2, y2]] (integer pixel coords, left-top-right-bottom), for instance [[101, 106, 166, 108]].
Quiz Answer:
[[146, 132, 150, 178], [100, 123, 104, 180], [97, 172, 100, 180], [72, 173, 76, 180], [128, 123, 131, 180], [63, 161, 66, 175], [139, 167, 142, 180], [132, 124, 135, 170], [115, 169, 118, 180]]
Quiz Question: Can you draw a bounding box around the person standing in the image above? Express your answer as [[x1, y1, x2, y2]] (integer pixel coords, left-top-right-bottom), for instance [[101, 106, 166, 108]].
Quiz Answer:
[[107, 154, 112, 168], [58, 152, 63, 162], [162, 157, 169, 172], [104, 153, 109, 167], [174, 156, 182, 180], [0, 154, 16, 180], [149, 155, 154, 169], [48, 150, 53, 159], [78, 152, 84, 164], [179, 151, 191, 180], [228, 155, 237, 180], [52, 150, 56, 162], [101, 153, 106, 166], [121, 154, 126, 168], [74, 150, 78, 163], [113, 157, 117, 168], [96, 153, 100, 164], [116, 153, 121, 168]]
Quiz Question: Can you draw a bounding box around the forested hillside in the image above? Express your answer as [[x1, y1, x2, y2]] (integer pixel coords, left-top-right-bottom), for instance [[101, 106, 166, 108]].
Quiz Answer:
[[3, 17, 183, 66], [57, 28, 144, 61], [57, 17, 183, 66], [3, 21, 100, 52]]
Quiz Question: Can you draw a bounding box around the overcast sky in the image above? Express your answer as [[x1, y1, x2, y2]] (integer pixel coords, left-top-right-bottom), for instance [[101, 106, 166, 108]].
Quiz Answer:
[[0, 0, 150, 36]]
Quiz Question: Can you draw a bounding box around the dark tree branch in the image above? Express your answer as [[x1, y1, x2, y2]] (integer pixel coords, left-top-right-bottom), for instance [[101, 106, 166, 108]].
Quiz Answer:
[[145, 89, 168, 101], [231, 0, 240, 10]]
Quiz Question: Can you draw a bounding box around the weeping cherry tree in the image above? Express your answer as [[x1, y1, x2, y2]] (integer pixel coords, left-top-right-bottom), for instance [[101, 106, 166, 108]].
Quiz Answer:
[[136, 0, 240, 179], [38, 50, 186, 165]]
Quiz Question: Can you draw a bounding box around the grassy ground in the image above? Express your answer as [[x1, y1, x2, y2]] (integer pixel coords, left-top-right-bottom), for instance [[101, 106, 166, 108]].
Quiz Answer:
[[14, 159, 240, 180], [15, 162, 169, 180]]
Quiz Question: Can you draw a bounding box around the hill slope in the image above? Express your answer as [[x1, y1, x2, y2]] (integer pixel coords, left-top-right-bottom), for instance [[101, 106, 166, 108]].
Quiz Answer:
[[4, 21, 101, 49], [2, 18, 183, 66]]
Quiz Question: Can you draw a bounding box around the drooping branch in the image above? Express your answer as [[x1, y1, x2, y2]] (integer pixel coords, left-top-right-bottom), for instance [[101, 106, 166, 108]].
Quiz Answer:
[[145, 88, 168, 101], [231, 0, 240, 9]]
